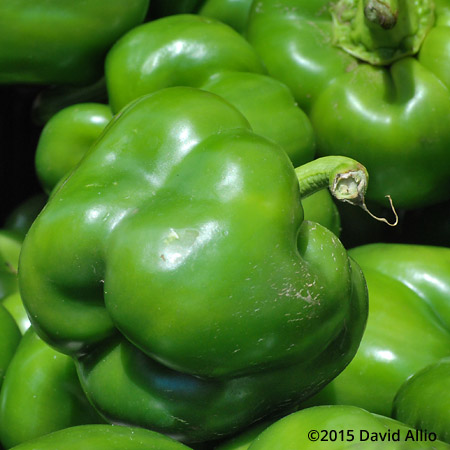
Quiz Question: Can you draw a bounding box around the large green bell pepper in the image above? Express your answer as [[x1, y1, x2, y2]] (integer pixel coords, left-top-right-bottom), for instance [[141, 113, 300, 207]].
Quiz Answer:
[[306, 243, 450, 417], [19, 87, 368, 443], [0, 0, 149, 85], [0, 328, 103, 449], [246, 0, 450, 209], [8, 425, 193, 450], [392, 357, 450, 444]]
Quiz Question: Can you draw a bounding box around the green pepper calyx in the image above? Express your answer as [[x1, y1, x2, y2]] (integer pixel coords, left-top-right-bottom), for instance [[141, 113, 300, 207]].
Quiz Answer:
[[331, 0, 435, 65], [295, 156, 398, 226]]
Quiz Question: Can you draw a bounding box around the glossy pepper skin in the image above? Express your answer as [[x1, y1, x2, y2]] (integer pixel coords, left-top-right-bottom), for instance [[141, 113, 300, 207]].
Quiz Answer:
[[244, 405, 450, 450], [35, 103, 112, 194], [19, 87, 367, 443], [246, 0, 450, 209], [393, 358, 450, 444], [0, 0, 149, 85], [105, 14, 315, 168], [8, 425, 193, 450], [306, 244, 450, 417], [0, 328, 104, 449]]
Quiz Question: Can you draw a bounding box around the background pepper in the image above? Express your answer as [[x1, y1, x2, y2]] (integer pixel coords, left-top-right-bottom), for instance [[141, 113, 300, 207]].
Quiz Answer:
[[8, 425, 193, 450], [305, 243, 450, 417], [35, 104, 112, 194], [392, 357, 450, 444], [105, 14, 316, 168], [246, 0, 450, 209], [0, 0, 150, 85], [0, 329, 104, 449]]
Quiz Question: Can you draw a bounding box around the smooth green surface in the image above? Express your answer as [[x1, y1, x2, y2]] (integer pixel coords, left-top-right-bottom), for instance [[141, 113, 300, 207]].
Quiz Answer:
[[393, 358, 450, 444], [307, 244, 450, 416], [247, 0, 450, 209], [0, 0, 149, 85], [35, 103, 112, 194], [9, 425, 192, 450], [247, 405, 450, 449], [302, 190, 340, 237], [19, 87, 367, 443], [0, 329, 103, 449]]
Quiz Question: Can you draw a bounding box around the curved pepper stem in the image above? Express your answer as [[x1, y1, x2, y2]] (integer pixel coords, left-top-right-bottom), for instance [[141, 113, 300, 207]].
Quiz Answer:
[[364, 0, 398, 29], [295, 156, 398, 226]]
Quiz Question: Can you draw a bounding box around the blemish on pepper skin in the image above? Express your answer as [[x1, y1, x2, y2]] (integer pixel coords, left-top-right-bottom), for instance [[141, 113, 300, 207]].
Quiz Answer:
[[160, 254, 166, 261]]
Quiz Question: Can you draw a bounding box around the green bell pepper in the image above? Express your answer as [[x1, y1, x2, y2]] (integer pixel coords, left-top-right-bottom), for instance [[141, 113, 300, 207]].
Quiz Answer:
[[392, 357, 450, 444], [0, 328, 104, 449], [306, 243, 450, 417], [35, 103, 112, 194], [105, 14, 315, 168], [0, 0, 149, 85], [243, 405, 450, 449], [8, 424, 193, 450], [246, 0, 450, 209], [19, 87, 368, 443]]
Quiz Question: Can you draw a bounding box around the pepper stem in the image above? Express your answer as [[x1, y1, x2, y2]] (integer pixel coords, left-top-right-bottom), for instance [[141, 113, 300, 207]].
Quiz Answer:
[[364, 0, 398, 29], [295, 156, 398, 226]]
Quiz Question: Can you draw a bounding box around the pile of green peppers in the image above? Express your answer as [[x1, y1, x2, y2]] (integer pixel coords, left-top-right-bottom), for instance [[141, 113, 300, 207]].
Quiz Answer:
[[1, 1, 449, 449]]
